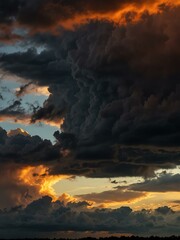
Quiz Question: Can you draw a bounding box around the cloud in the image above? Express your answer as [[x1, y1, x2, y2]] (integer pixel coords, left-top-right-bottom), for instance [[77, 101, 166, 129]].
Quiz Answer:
[[1, 0, 179, 38], [0, 127, 60, 163], [0, 127, 66, 209], [0, 1, 180, 206], [0, 196, 179, 238], [76, 187, 146, 204], [130, 174, 180, 192], [15, 83, 50, 97], [155, 206, 175, 215]]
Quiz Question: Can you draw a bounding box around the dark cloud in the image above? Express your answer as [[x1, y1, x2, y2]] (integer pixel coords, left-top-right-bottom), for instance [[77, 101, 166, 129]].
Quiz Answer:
[[0, 7, 180, 179], [0, 127, 59, 163], [0, 196, 179, 238], [155, 206, 174, 215], [0, 99, 29, 123], [0, 99, 23, 115], [15, 81, 33, 97], [0, 0, 167, 33], [0, 3, 180, 237], [130, 174, 180, 192]]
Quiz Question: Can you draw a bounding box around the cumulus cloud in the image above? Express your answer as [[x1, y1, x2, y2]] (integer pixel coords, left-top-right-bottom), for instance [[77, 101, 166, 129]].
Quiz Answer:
[[0, 196, 179, 238], [0, 5, 180, 179], [0, 127, 60, 163]]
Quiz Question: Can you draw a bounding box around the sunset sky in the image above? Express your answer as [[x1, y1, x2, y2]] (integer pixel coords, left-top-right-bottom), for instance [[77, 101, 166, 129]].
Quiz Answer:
[[0, 0, 180, 238]]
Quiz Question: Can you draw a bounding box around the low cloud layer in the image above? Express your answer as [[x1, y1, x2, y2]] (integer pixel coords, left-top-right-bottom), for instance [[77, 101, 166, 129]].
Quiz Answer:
[[0, 196, 179, 238]]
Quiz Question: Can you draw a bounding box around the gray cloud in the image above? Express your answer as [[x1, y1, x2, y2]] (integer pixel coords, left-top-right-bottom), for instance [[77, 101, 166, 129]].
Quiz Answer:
[[0, 127, 59, 163], [0, 196, 179, 238], [130, 174, 180, 192], [0, 1, 180, 190]]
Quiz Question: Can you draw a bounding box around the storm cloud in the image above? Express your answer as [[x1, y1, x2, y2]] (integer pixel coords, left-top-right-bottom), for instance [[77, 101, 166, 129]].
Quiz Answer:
[[0, 196, 179, 238], [0, 4, 180, 179]]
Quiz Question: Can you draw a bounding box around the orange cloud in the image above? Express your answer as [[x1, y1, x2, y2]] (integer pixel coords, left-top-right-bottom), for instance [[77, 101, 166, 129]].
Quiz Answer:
[[76, 187, 148, 208], [15, 85, 50, 97], [1, 0, 180, 40], [19, 165, 70, 200], [20, 0, 180, 32], [0, 114, 64, 128]]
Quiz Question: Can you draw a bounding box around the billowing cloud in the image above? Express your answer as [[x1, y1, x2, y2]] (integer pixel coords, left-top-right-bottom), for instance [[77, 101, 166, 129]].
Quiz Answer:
[[1, 12, 180, 174], [0, 127, 60, 163], [0, 196, 179, 238]]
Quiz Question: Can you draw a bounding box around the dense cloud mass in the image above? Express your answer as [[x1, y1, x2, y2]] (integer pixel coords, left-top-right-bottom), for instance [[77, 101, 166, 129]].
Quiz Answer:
[[0, 127, 59, 163], [1, 4, 180, 178], [0, 196, 179, 238]]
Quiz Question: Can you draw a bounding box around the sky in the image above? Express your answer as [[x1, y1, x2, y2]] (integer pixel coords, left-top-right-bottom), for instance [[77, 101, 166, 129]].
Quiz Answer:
[[0, 0, 180, 238]]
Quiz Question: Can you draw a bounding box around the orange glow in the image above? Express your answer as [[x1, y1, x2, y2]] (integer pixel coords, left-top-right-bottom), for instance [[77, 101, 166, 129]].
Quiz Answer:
[[1, 0, 180, 41], [58, 193, 77, 204], [30, 0, 180, 32], [7, 128, 29, 137], [15, 85, 50, 96], [19, 165, 70, 200], [42, 117, 65, 128], [0, 115, 64, 128]]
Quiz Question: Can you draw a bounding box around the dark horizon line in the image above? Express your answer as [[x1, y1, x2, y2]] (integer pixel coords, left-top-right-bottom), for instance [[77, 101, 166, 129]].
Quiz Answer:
[[1, 236, 180, 240]]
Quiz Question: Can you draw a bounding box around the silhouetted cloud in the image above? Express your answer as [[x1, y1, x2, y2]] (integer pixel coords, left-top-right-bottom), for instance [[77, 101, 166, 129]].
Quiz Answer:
[[130, 174, 180, 192], [0, 196, 179, 238], [1, 5, 180, 178]]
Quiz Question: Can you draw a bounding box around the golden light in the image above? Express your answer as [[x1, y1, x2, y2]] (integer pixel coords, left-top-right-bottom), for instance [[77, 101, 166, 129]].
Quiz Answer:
[[56, 0, 180, 30], [19, 165, 70, 200]]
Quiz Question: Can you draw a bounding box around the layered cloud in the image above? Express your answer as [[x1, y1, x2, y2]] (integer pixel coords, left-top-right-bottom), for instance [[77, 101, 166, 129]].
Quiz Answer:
[[0, 196, 179, 238], [130, 173, 180, 192], [76, 186, 147, 204]]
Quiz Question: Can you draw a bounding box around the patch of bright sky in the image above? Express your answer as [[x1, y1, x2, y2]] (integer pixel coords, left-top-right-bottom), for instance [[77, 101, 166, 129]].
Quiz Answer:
[[0, 79, 47, 109], [0, 78, 59, 142], [155, 166, 180, 176], [0, 121, 58, 143], [132, 191, 180, 211], [0, 42, 45, 54], [53, 167, 180, 210], [53, 176, 143, 196]]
